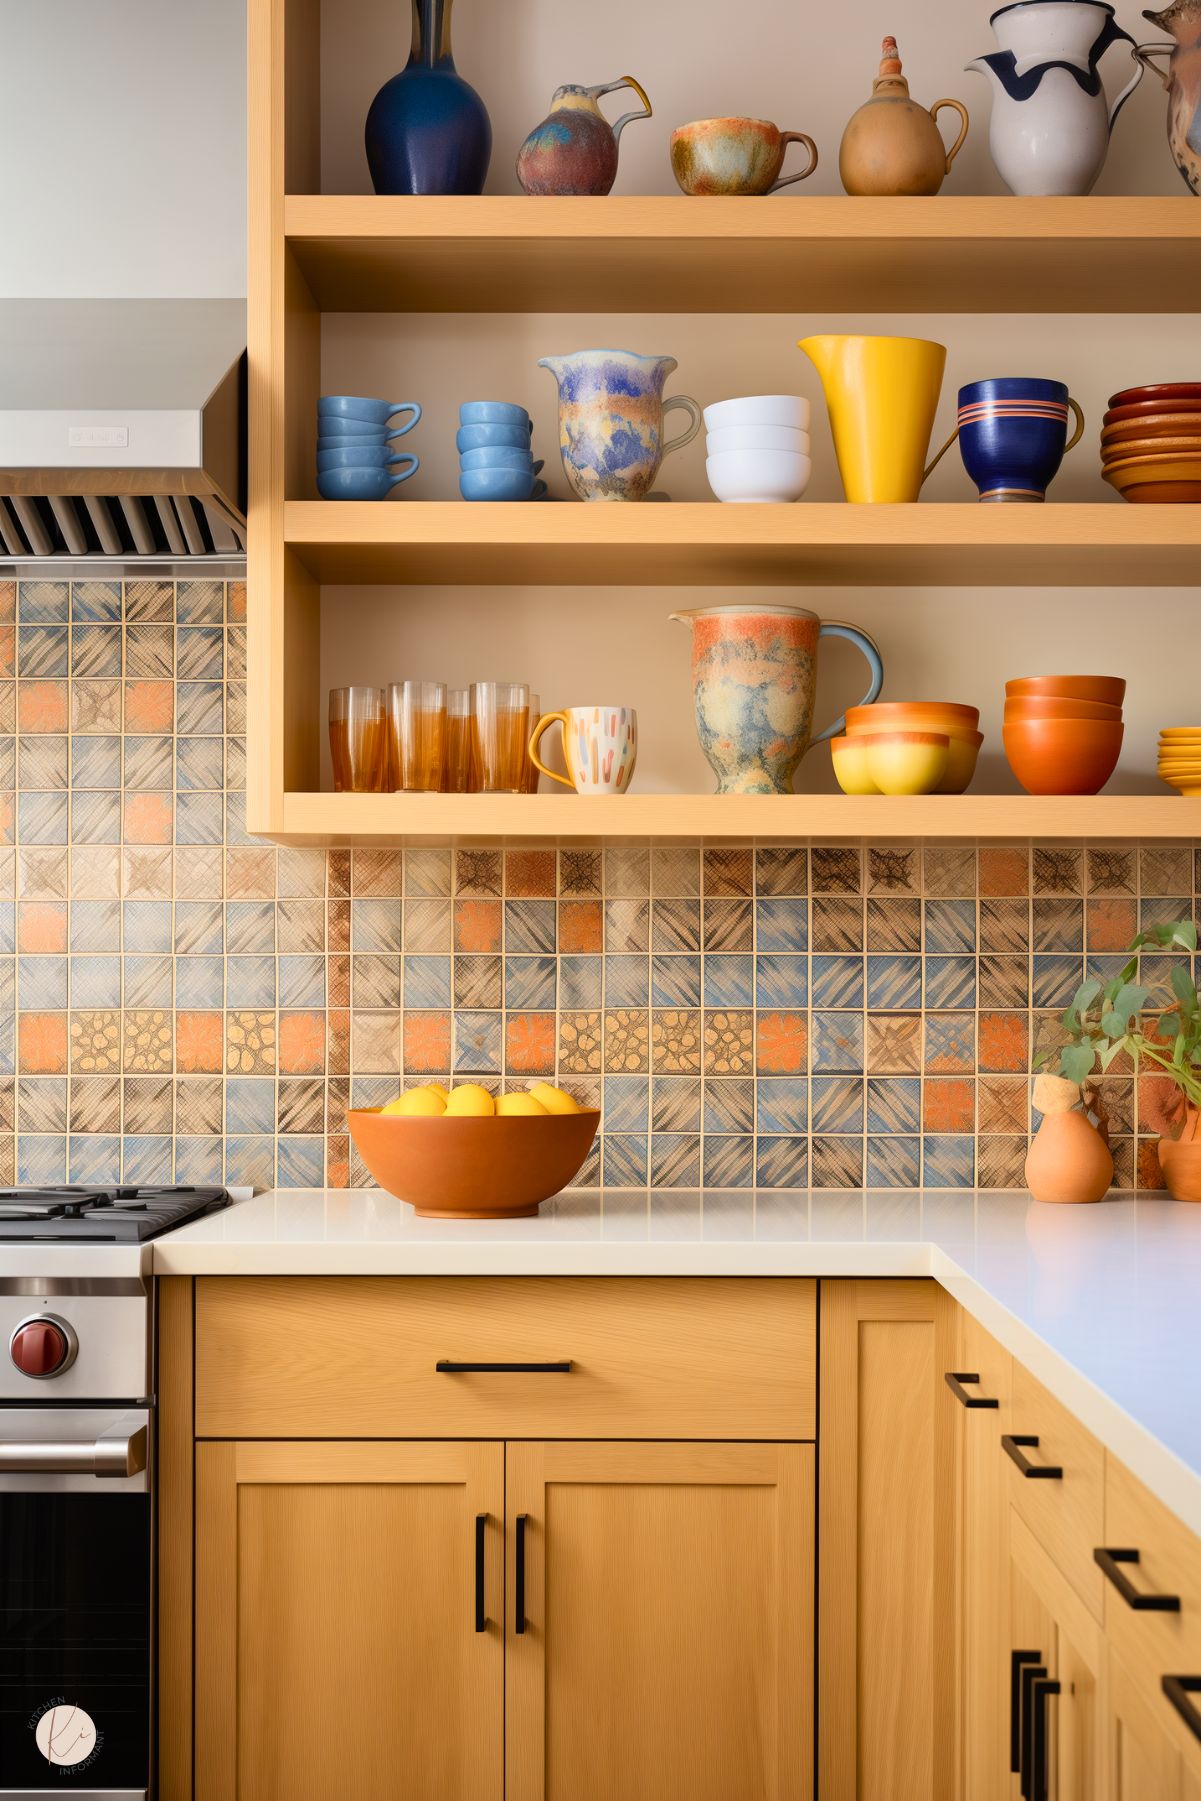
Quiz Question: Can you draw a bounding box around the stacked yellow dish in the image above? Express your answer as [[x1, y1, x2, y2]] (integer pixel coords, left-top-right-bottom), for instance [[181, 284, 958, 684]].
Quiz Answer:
[[1157, 729, 1201, 798], [831, 702, 982, 795]]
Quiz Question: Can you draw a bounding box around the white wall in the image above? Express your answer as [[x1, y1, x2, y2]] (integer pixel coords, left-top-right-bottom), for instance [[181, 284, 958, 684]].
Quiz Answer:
[[0, 0, 246, 298]]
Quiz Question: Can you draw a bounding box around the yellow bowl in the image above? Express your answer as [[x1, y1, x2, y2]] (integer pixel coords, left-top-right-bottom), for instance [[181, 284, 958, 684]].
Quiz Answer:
[[860, 730, 950, 796], [830, 735, 879, 794]]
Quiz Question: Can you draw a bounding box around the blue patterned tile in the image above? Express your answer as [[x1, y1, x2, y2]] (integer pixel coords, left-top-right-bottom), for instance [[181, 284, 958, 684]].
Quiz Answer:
[[71, 581, 122, 622], [0, 1017, 14, 1077], [70, 901, 120, 953], [70, 956, 121, 1008], [924, 899, 976, 953], [174, 901, 223, 956], [922, 1135, 976, 1188], [18, 625, 68, 676], [650, 1133, 700, 1188], [0, 966, 14, 1013], [1032, 954, 1084, 1008], [18, 956, 67, 1010], [175, 957, 224, 1009], [603, 1074, 649, 1133], [755, 897, 808, 952], [176, 735, 224, 791], [17, 1135, 67, 1185], [702, 1134, 754, 1188], [812, 954, 864, 1009], [227, 956, 276, 1008], [352, 897, 402, 953], [453, 1011, 502, 1074], [350, 1075, 399, 1109], [703, 1078, 754, 1134], [68, 1134, 121, 1183], [867, 1136, 921, 1188], [175, 627, 224, 679], [123, 736, 172, 790], [123, 901, 172, 954], [175, 790, 223, 845], [224, 1136, 275, 1189], [277, 1136, 324, 1187], [560, 955, 602, 1008], [651, 953, 700, 1006], [123, 957, 172, 1009], [226, 901, 275, 955], [175, 682, 223, 734], [226, 1078, 276, 1135], [223, 791, 256, 848], [811, 1075, 864, 1134], [603, 1133, 647, 1186], [19, 736, 67, 790], [754, 954, 807, 1007], [18, 582, 67, 623], [811, 1012, 864, 1073], [702, 898, 752, 951], [0, 903, 13, 954], [756, 1135, 807, 1189], [352, 954, 400, 1009], [174, 1135, 224, 1183], [403, 956, 451, 1009], [651, 1077, 701, 1133], [176, 580, 225, 624], [924, 956, 976, 1009], [704, 954, 753, 1007], [72, 791, 121, 844], [18, 792, 67, 844], [651, 898, 701, 953], [70, 736, 121, 789], [866, 953, 922, 1010], [505, 899, 556, 953], [756, 1077, 808, 1134], [604, 954, 649, 1007], [71, 625, 122, 677], [867, 1076, 921, 1134], [811, 1136, 864, 1187], [1085, 953, 1130, 986], [924, 1012, 976, 1072], [605, 898, 651, 953]]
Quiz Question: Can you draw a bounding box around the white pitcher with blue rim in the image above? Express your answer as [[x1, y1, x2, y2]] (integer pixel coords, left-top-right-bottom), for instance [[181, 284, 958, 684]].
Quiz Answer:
[[967, 0, 1144, 193]]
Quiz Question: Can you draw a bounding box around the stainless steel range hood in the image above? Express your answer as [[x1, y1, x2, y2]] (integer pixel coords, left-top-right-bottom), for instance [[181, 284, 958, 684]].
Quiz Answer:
[[0, 299, 246, 570]]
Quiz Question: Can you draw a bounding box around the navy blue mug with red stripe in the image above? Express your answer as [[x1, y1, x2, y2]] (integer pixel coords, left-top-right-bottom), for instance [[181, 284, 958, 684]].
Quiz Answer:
[[926, 377, 1085, 502]]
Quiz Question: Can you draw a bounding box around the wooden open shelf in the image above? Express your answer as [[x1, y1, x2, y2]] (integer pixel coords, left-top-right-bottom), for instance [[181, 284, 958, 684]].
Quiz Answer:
[[284, 195, 1201, 314], [270, 791, 1201, 847], [284, 501, 1201, 587]]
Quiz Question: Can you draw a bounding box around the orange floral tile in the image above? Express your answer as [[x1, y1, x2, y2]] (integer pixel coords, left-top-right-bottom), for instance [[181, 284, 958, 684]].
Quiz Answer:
[[403, 1011, 451, 1073], [123, 791, 173, 845], [454, 899, 502, 954], [924, 1077, 975, 1134], [756, 1010, 808, 1074], [1138, 1074, 1186, 1138], [228, 580, 247, 621], [328, 1009, 351, 1076], [17, 901, 66, 954], [123, 680, 174, 733], [0, 793, 12, 845], [18, 1011, 68, 1074], [280, 1010, 326, 1074], [505, 850, 556, 897], [558, 900, 602, 953], [17, 680, 68, 734], [1086, 897, 1137, 952], [978, 847, 1029, 897], [506, 1011, 556, 1074], [175, 1011, 224, 1074], [326, 1135, 350, 1188], [1137, 1138, 1167, 1190], [978, 1011, 1029, 1072]]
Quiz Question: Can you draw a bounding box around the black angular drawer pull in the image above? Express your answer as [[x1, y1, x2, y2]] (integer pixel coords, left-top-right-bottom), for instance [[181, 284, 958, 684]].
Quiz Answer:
[[1163, 1675, 1201, 1744], [474, 1513, 487, 1632], [1032, 1677, 1061, 1801], [945, 1370, 1000, 1409], [436, 1359, 573, 1373], [1094, 1546, 1181, 1612], [1020, 1661, 1048, 1797], [515, 1513, 528, 1636], [1003, 1433, 1064, 1480], [1011, 1649, 1041, 1773]]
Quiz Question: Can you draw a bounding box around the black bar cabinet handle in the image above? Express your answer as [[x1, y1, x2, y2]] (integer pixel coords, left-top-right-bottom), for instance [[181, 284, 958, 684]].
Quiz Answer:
[[945, 1370, 1000, 1409], [436, 1359, 573, 1374], [1163, 1675, 1201, 1744], [1011, 1650, 1041, 1773], [515, 1513, 527, 1636], [1032, 1677, 1061, 1801], [474, 1514, 487, 1632], [1003, 1433, 1064, 1480], [1020, 1662, 1047, 1797], [1094, 1546, 1181, 1612]]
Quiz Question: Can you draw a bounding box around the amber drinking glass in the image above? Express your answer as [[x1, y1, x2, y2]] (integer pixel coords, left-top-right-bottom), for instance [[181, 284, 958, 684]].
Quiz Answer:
[[521, 692, 541, 793], [471, 682, 530, 793], [443, 688, 474, 792], [386, 681, 447, 791], [329, 686, 386, 793]]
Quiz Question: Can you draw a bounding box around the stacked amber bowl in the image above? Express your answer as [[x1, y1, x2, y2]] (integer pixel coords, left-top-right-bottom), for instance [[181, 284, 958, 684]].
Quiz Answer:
[[831, 702, 982, 795], [1003, 676, 1125, 795], [1158, 729, 1201, 799], [1101, 384, 1201, 504]]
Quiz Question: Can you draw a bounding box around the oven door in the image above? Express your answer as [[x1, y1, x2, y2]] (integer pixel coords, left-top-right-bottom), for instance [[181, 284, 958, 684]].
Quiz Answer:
[[0, 1408, 150, 1799]]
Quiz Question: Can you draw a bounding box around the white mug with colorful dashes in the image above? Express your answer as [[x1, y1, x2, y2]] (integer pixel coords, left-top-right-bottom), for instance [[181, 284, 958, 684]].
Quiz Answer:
[[528, 705, 637, 795]]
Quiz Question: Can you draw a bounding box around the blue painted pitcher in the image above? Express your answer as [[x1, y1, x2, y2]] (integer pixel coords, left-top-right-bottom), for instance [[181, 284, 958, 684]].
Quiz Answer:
[[538, 350, 701, 501]]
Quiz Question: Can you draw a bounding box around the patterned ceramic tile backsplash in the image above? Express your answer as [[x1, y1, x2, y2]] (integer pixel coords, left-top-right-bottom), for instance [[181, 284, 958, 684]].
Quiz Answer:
[[0, 575, 1193, 1192]]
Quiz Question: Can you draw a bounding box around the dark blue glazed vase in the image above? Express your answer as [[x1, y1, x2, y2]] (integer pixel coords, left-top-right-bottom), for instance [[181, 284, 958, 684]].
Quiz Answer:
[[365, 0, 492, 195]]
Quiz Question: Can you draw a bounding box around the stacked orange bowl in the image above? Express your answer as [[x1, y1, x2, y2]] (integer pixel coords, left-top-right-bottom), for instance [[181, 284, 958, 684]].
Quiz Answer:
[[1158, 729, 1201, 798], [831, 702, 982, 795], [1101, 383, 1201, 504], [1003, 676, 1125, 795]]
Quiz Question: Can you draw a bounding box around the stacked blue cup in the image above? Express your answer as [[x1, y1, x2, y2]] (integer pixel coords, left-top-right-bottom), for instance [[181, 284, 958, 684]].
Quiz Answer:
[[317, 395, 422, 500], [457, 402, 547, 502]]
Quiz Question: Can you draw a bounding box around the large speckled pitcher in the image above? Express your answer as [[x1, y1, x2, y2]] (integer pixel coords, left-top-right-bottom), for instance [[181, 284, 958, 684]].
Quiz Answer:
[[538, 349, 701, 501], [671, 605, 884, 795]]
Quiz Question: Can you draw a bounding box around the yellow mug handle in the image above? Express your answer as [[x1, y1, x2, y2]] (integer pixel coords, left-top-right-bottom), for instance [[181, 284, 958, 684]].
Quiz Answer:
[[528, 711, 575, 790]]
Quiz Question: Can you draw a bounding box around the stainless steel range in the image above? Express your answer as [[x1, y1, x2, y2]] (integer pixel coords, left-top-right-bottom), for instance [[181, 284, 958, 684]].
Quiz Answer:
[[0, 1183, 230, 1798]]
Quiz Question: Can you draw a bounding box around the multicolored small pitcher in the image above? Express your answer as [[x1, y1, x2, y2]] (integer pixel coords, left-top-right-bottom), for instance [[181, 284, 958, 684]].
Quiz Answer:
[[529, 706, 638, 794], [538, 350, 702, 501], [671, 605, 884, 795]]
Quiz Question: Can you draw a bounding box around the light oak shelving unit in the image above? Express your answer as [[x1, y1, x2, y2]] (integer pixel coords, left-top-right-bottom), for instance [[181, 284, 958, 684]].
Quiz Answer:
[[247, 0, 1201, 845]]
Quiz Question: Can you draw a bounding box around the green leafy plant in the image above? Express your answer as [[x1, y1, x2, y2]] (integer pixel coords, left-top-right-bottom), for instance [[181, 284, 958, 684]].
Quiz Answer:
[[1036, 918, 1201, 1138]]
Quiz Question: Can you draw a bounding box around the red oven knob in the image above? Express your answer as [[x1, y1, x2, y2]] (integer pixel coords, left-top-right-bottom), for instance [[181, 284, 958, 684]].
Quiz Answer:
[[10, 1314, 78, 1379]]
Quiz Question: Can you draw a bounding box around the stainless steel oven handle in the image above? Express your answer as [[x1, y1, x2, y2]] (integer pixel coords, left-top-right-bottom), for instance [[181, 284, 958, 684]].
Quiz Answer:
[[0, 1421, 146, 1477]]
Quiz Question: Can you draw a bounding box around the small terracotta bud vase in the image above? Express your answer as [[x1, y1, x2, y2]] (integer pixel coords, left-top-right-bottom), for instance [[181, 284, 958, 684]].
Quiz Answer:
[[1024, 1073, 1113, 1204], [839, 36, 969, 195], [1157, 1104, 1201, 1200]]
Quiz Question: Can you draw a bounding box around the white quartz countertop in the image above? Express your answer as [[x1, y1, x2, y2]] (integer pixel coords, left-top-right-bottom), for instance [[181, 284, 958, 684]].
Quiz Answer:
[[152, 1186, 1201, 1539]]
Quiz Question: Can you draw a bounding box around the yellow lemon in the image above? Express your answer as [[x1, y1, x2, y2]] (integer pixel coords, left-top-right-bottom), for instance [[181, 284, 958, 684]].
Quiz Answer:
[[529, 1082, 581, 1115], [382, 1087, 445, 1118], [496, 1092, 549, 1117], [444, 1084, 495, 1118]]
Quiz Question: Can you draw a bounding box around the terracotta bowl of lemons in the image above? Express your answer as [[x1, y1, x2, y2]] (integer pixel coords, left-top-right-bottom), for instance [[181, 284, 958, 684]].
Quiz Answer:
[[346, 1083, 600, 1219]]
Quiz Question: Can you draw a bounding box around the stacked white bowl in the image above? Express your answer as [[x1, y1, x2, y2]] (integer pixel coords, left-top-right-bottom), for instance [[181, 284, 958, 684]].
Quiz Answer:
[[703, 395, 812, 503]]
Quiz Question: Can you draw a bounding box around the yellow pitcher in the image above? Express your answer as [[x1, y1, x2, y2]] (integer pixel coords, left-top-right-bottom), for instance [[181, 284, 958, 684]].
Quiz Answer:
[[798, 333, 946, 502]]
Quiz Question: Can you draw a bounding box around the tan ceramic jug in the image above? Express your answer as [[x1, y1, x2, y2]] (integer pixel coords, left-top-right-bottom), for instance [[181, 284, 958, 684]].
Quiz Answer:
[[840, 37, 969, 194]]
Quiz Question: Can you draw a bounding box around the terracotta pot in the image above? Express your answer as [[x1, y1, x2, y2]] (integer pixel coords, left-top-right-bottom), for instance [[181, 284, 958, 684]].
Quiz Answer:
[[346, 1107, 600, 1218], [1003, 695, 1122, 721], [1005, 674, 1126, 705], [1158, 1138, 1201, 1200], [1003, 716, 1123, 794], [1025, 1109, 1113, 1203]]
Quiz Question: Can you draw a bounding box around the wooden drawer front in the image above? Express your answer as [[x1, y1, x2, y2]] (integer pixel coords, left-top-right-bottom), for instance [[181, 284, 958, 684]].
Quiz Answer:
[[195, 1275, 816, 1440], [1006, 1359, 1105, 1619], [1103, 1456, 1201, 1723], [955, 1308, 1013, 1415]]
